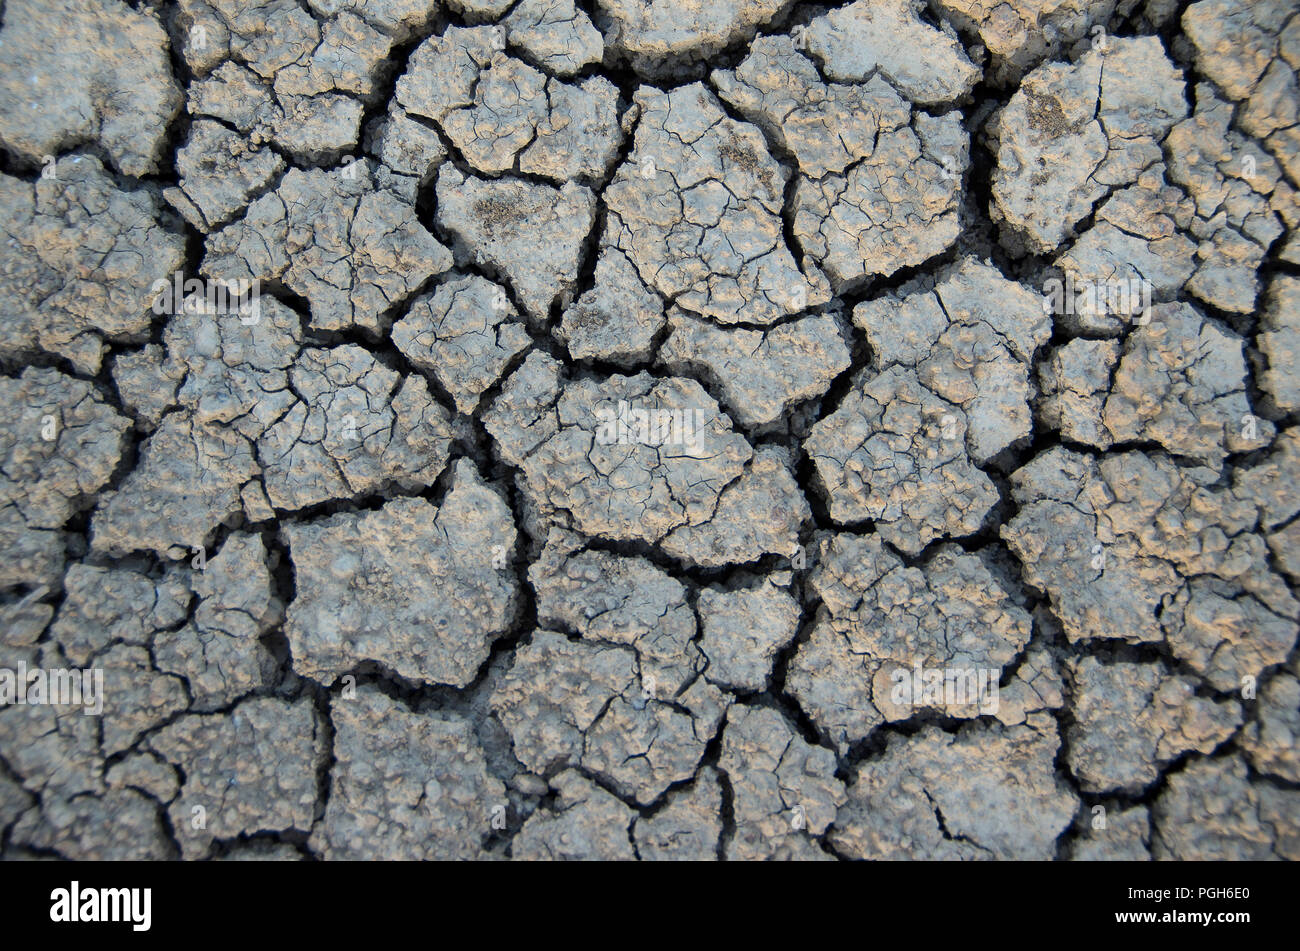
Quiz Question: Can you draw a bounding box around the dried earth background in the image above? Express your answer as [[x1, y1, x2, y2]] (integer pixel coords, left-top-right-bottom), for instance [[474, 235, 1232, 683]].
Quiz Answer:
[[0, 0, 1298, 860]]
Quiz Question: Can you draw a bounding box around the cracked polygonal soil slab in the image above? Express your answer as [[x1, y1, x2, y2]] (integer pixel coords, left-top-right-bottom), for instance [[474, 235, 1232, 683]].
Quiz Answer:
[[312, 687, 505, 860], [712, 30, 968, 287], [1067, 804, 1153, 862], [436, 166, 597, 324], [1037, 302, 1273, 462], [0, 0, 181, 177], [1002, 446, 1299, 690], [154, 533, 283, 712], [283, 460, 519, 688], [633, 766, 724, 860], [697, 578, 801, 693], [0, 156, 187, 375], [178, 0, 423, 164], [831, 716, 1078, 859], [1152, 756, 1300, 860], [91, 413, 262, 560], [931, 0, 1125, 85], [1183, 0, 1300, 185], [160, 295, 457, 514], [1065, 657, 1242, 794], [0, 368, 130, 590], [504, 0, 605, 78], [990, 37, 1187, 254], [595, 0, 789, 78], [787, 533, 1032, 752], [720, 705, 845, 860], [802, 0, 980, 106], [805, 364, 999, 554], [203, 163, 452, 334], [392, 273, 532, 415], [396, 24, 621, 182], [853, 257, 1050, 462], [152, 697, 324, 860], [658, 310, 851, 429], [555, 246, 667, 365], [604, 82, 828, 326], [511, 769, 637, 860], [486, 352, 807, 565], [491, 629, 729, 805]]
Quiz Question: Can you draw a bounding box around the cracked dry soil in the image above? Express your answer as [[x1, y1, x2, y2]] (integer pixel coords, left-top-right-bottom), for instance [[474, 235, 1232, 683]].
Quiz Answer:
[[0, 0, 1297, 861]]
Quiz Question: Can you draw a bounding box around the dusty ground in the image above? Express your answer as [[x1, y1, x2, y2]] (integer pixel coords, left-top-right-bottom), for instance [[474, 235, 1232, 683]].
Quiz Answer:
[[0, 0, 1297, 860]]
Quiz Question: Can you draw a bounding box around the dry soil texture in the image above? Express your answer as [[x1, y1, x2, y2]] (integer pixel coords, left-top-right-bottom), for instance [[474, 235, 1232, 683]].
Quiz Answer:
[[0, 0, 1297, 861]]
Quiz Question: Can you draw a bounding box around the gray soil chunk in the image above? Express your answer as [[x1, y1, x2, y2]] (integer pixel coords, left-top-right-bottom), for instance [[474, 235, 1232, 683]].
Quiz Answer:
[[659, 311, 851, 428], [660, 446, 810, 568], [50, 564, 191, 667], [396, 26, 621, 182], [831, 717, 1078, 859], [1260, 276, 1300, 414], [1068, 804, 1152, 862], [1051, 165, 1197, 333], [802, 0, 980, 106], [491, 629, 728, 804], [258, 347, 455, 510], [1037, 339, 1122, 448], [512, 769, 637, 860], [0, 368, 130, 532], [1065, 657, 1242, 794], [604, 83, 827, 326], [487, 359, 760, 552], [1240, 673, 1300, 784], [91, 413, 262, 560], [1183, 0, 1300, 185], [203, 164, 453, 334], [177, 1, 381, 162], [787, 534, 1032, 751], [11, 786, 170, 860], [792, 108, 967, 289], [990, 37, 1187, 254], [633, 767, 724, 860], [283, 461, 519, 688], [1163, 87, 1287, 314], [1002, 446, 1298, 690], [1152, 756, 1299, 860], [312, 687, 506, 860], [529, 529, 703, 696], [504, 0, 605, 77], [154, 533, 283, 711], [0, 0, 182, 177], [165, 120, 286, 233], [712, 35, 913, 181], [161, 296, 456, 511], [436, 165, 597, 323], [698, 579, 801, 692], [853, 258, 1050, 463], [1099, 303, 1271, 464], [719, 705, 845, 861], [111, 346, 184, 430], [0, 157, 187, 374], [932, 0, 1123, 85], [804, 365, 999, 554], [152, 697, 324, 860], [594, 0, 790, 78], [305, 1, 442, 42], [556, 244, 666, 365], [364, 104, 447, 200], [392, 274, 532, 415]]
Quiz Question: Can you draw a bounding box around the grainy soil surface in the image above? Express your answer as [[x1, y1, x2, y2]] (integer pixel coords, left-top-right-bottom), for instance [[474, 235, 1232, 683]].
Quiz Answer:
[[0, 0, 1297, 861]]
